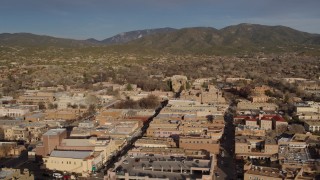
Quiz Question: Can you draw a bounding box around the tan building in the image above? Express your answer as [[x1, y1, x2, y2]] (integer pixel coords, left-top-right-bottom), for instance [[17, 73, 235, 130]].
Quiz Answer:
[[0, 107, 29, 118], [3, 126, 30, 142], [36, 128, 67, 157], [226, 78, 252, 83], [235, 136, 278, 158], [180, 85, 226, 104], [252, 85, 271, 96], [260, 119, 273, 130], [0, 142, 25, 158], [43, 150, 103, 177], [17, 92, 55, 106], [237, 100, 278, 111], [245, 118, 259, 128], [259, 115, 288, 131], [304, 120, 320, 132], [0, 168, 34, 180], [134, 137, 176, 148], [244, 165, 284, 180], [146, 127, 181, 138], [249, 95, 269, 103], [179, 135, 220, 154], [57, 137, 117, 163], [45, 109, 86, 121], [3, 122, 47, 142], [25, 113, 46, 122], [235, 126, 266, 137]]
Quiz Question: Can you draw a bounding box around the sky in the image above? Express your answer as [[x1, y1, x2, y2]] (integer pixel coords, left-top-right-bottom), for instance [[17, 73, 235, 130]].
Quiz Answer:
[[1, 0, 320, 40]]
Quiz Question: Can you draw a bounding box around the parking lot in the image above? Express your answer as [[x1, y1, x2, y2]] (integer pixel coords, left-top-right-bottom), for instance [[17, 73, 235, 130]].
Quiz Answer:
[[112, 154, 211, 179]]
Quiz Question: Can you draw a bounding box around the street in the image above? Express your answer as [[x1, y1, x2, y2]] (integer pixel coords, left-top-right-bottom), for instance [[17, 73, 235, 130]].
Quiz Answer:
[[215, 107, 236, 180]]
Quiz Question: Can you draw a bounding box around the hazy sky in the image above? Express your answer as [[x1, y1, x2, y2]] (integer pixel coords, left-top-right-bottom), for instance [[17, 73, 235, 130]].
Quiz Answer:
[[1, 0, 319, 40]]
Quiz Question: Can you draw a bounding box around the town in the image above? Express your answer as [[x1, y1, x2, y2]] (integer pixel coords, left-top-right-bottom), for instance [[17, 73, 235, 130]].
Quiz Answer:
[[0, 72, 319, 180]]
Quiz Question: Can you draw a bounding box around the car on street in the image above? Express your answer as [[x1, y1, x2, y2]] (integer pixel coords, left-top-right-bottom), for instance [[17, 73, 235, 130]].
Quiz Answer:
[[53, 172, 63, 179], [123, 160, 129, 164]]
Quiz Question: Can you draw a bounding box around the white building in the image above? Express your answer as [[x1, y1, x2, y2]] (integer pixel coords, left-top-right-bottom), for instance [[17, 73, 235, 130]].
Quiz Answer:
[[0, 107, 29, 118]]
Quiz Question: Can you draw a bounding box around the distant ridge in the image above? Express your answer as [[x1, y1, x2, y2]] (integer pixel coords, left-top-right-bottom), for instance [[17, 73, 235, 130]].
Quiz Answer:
[[126, 23, 320, 54], [100, 27, 177, 44], [1, 24, 319, 55], [0, 33, 95, 47]]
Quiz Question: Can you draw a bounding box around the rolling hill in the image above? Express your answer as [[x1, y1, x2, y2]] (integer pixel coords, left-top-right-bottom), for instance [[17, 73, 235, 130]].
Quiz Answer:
[[1, 24, 319, 55], [100, 27, 176, 44], [0, 33, 95, 47], [126, 23, 320, 54]]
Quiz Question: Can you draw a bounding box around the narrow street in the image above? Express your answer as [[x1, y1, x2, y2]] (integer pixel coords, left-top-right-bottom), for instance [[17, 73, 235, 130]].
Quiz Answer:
[[215, 106, 236, 180], [89, 100, 168, 179]]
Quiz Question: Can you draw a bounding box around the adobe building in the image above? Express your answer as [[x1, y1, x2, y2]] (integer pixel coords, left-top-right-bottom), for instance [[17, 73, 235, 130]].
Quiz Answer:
[[35, 128, 67, 157]]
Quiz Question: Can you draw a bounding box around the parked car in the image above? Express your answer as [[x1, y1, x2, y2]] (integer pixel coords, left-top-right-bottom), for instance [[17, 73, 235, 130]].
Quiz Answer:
[[123, 160, 129, 164], [53, 173, 63, 179]]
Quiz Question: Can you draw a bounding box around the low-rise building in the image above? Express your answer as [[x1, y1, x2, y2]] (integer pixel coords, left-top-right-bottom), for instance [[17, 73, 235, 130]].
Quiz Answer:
[[244, 165, 284, 180], [179, 135, 220, 154], [0, 107, 30, 118], [235, 136, 278, 159], [43, 150, 103, 177], [0, 168, 34, 180], [25, 112, 46, 122], [45, 109, 86, 121], [245, 118, 259, 128], [17, 91, 55, 106], [235, 125, 266, 137], [35, 128, 67, 157], [0, 142, 25, 158], [134, 137, 176, 148], [79, 121, 95, 128], [3, 125, 29, 142], [304, 120, 320, 132], [106, 154, 215, 180], [237, 100, 278, 111]]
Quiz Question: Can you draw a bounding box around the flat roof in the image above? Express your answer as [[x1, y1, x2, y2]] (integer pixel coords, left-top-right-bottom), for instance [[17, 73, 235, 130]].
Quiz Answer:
[[113, 154, 211, 179], [50, 150, 92, 159], [0, 169, 14, 179], [61, 139, 95, 147], [43, 128, 66, 136]]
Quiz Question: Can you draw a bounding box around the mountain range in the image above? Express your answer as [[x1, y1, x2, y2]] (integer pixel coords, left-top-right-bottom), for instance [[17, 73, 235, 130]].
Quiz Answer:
[[1, 23, 319, 54]]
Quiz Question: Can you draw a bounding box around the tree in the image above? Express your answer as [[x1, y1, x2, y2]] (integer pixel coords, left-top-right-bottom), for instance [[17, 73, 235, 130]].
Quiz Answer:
[[167, 80, 173, 91], [239, 86, 252, 99], [88, 104, 96, 115], [288, 124, 306, 134], [86, 95, 99, 105], [0, 144, 12, 157], [138, 95, 159, 109], [126, 84, 133, 91], [48, 103, 58, 109], [276, 124, 288, 135], [38, 102, 46, 110], [201, 82, 208, 89], [186, 81, 191, 90]]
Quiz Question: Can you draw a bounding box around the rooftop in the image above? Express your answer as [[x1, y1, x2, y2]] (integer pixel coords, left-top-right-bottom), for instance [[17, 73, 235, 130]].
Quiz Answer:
[[112, 154, 212, 179], [43, 128, 66, 136], [50, 150, 92, 159], [235, 136, 276, 144], [246, 165, 284, 178]]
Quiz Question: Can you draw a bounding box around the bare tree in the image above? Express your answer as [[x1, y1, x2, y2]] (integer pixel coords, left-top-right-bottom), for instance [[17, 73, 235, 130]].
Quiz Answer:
[[0, 144, 12, 157], [288, 124, 306, 134], [276, 124, 288, 135]]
